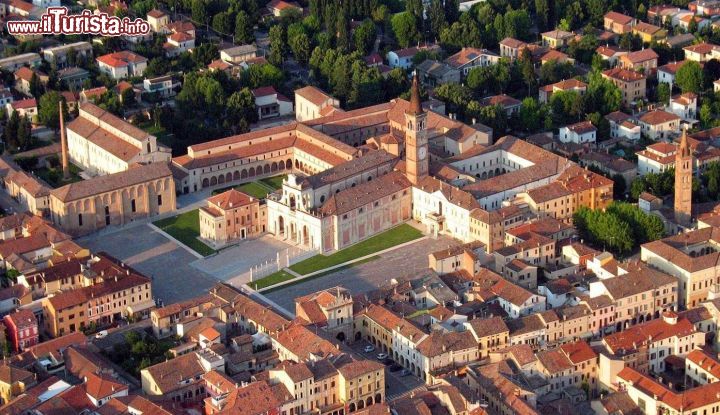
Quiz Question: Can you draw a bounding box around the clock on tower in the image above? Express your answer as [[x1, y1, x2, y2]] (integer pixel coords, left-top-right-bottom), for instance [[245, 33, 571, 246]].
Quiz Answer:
[[404, 73, 428, 185]]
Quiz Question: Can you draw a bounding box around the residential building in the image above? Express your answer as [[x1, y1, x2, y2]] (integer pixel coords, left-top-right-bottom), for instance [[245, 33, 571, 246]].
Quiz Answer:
[[604, 11, 637, 34], [636, 142, 677, 174], [638, 109, 680, 140], [142, 75, 180, 99], [559, 121, 597, 144], [2, 309, 38, 352], [146, 9, 169, 32], [541, 29, 575, 49], [632, 22, 667, 42], [602, 68, 646, 107], [444, 47, 500, 77], [618, 48, 659, 74], [41, 42, 92, 68], [252, 86, 293, 120], [416, 60, 461, 86], [96, 51, 147, 80], [219, 45, 258, 64], [538, 79, 587, 104]]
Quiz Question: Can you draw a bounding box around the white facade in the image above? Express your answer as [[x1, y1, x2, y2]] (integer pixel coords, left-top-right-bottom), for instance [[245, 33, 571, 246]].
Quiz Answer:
[[559, 125, 597, 144]]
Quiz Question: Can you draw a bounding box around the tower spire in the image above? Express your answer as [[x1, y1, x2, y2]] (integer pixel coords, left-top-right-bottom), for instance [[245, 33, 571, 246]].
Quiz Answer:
[[406, 72, 423, 116], [674, 126, 693, 226]]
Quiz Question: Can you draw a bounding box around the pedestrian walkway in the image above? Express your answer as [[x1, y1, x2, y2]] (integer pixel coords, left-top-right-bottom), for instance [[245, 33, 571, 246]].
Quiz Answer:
[[147, 223, 204, 260]]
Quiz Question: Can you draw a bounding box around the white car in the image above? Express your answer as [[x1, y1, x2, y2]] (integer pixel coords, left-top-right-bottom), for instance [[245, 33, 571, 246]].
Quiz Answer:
[[364, 345, 375, 353], [376, 353, 388, 360], [95, 330, 108, 339]]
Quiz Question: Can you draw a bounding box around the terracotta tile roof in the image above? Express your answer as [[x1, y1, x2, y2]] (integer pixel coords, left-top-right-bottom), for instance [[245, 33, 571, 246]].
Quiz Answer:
[[34, 384, 94, 413], [143, 352, 206, 394], [14, 66, 35, 82], [0, 233, 53, 259], [560, 340, 597, 364], [542, 29, 574, 40], [601, 267, 677, 300], [639, 109, 680, 125], [658, 60, 689, 75], [318, 170, 410, 216], [208, 189, 256, 210], [295, 86, 334, 106], [499, 37, 527, 49], [84, 372, 127, 401], [602, 67, 645, 81], [335, 358, 383, 379], [597, 45, 624, 57], [541, 49, 570, 62], [416, 330, 477, 358], [96, 51, 147, 68], [360, 304, 427, 341], [51, 162, 172, 203], [684, 42, 719, 54], [641, 227, 720, 273], [167, 20, 195, 34], [634, 22, 663, 34], [147, 8, 166, 18], [623, 48, 659, 63], [467, 316, 508, 338], [302, 149, 396, 189], [618, 366, 720, 412], [537, 348, 573, 374], [4, 309, 36, 331], [78, 102, 150, 145], [444, 47, 497, 68], [507, 313, 545, 336], [480, 94, 521, 108], [0, 362, 34, 385], [97, 395, 172, 415], [209, 380, 292, 414], [604, 312, 696, 354], [271, 322, 340, 360], [11, 98, 37, 110], [66, 116, 143, 163], [605, 11, 634, 24]]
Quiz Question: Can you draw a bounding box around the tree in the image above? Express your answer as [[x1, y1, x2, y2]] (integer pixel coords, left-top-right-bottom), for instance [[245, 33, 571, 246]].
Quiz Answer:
[[234, 7, 252, 39], [336, 7, 350, 53], [353, 19, 377, 55], [550, 90, 584, 125], [612, 174, 627, 200], [518, 97, 543, 132], [191, 0, 208, 25], [192, 43, 219, 67], [3, 111, 19, 150], [245, 63, 284, 88], [29, 72, 44, 98], [535, 0, 550, 31], [391, 12, 419, 48], [539, 59, 575, 85], [657, 82, 671, 104], [38, 91, 68, 132], [121, 87, 136, 107], [675, 60, 703, 93], [503, 9, 531, 41], [268, 25, 286, 66], [428, 0, 446, 39], [212, 11, 233, 35], [289, 32, 312, 63], [703, 162, 720, 199], [16, 115, 32, 151], [700, 102, 713, 129], [383, 68, 410, 99], [584, 71, 622, 115], [226, 88, 257, 131]]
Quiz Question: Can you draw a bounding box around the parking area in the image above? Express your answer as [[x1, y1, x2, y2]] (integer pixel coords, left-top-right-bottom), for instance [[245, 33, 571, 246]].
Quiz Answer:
[[349, 339, 426, 401], [79, 224, 220, 304], [264, 236, 460, 311]]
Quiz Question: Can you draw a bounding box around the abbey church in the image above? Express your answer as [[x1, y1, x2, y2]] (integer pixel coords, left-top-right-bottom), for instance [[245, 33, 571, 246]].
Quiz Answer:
[[172, 75, 613, 254]]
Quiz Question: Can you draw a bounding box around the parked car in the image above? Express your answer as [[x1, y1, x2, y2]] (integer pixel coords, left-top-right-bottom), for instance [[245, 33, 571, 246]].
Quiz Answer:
[[364, 345, 375, 353], [376, 352, 388, 360], [95, 330, 108, 339]]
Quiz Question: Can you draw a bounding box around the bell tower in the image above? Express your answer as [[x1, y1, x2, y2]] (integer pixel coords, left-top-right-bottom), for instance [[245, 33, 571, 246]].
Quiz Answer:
[[404, 73, 428, 185], [674, 127, 693, 226]]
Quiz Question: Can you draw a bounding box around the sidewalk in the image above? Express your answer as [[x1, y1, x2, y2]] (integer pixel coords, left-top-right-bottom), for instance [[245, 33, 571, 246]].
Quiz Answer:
[[256, 235, 429, 292]]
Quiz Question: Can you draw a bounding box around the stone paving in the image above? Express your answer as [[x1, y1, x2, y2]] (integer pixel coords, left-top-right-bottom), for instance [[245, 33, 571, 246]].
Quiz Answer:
[[264, 235, 460, 312], [79, 225, 219, 304]]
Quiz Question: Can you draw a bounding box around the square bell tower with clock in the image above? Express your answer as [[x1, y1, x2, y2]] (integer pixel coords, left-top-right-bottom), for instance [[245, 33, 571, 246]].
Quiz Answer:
[[404, 73, 428, 185]]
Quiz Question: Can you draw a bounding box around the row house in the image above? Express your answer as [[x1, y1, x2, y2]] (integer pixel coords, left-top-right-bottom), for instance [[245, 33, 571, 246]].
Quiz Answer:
[[588, 267, 678, 332], [603, 311, 704, 374], [141, 349, 225, 402]]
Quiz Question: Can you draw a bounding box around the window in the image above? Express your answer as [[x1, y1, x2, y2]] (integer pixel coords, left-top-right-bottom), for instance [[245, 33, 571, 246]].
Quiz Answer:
[[78, 214, 83, 226], [131, 199, 136, 212], [158, 195, 162, 206]]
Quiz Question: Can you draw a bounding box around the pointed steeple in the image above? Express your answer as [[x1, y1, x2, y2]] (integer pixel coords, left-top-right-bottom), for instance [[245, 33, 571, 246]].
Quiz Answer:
[[679, 126, 691, 158], [406, 72, 423, 116]]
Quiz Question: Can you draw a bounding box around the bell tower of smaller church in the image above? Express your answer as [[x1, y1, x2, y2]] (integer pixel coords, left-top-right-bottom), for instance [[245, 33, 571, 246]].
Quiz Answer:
[[674, 127, 693, 226], [404, 73, 428, 185]]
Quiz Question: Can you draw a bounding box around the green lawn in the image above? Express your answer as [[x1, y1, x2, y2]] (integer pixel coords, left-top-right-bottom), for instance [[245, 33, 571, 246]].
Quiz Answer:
[[251, 270, 295, 290], [153, 210, 216, 256], [260, 175, 287, 190], [260, 256, 379, 293], [289, 224, 423, 275], [211, 181, 270, 199], [34, 163, 83, 188]]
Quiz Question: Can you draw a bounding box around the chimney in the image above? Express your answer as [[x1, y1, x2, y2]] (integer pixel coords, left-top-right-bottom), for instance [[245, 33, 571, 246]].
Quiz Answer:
[[59, 101, 70, 180]]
